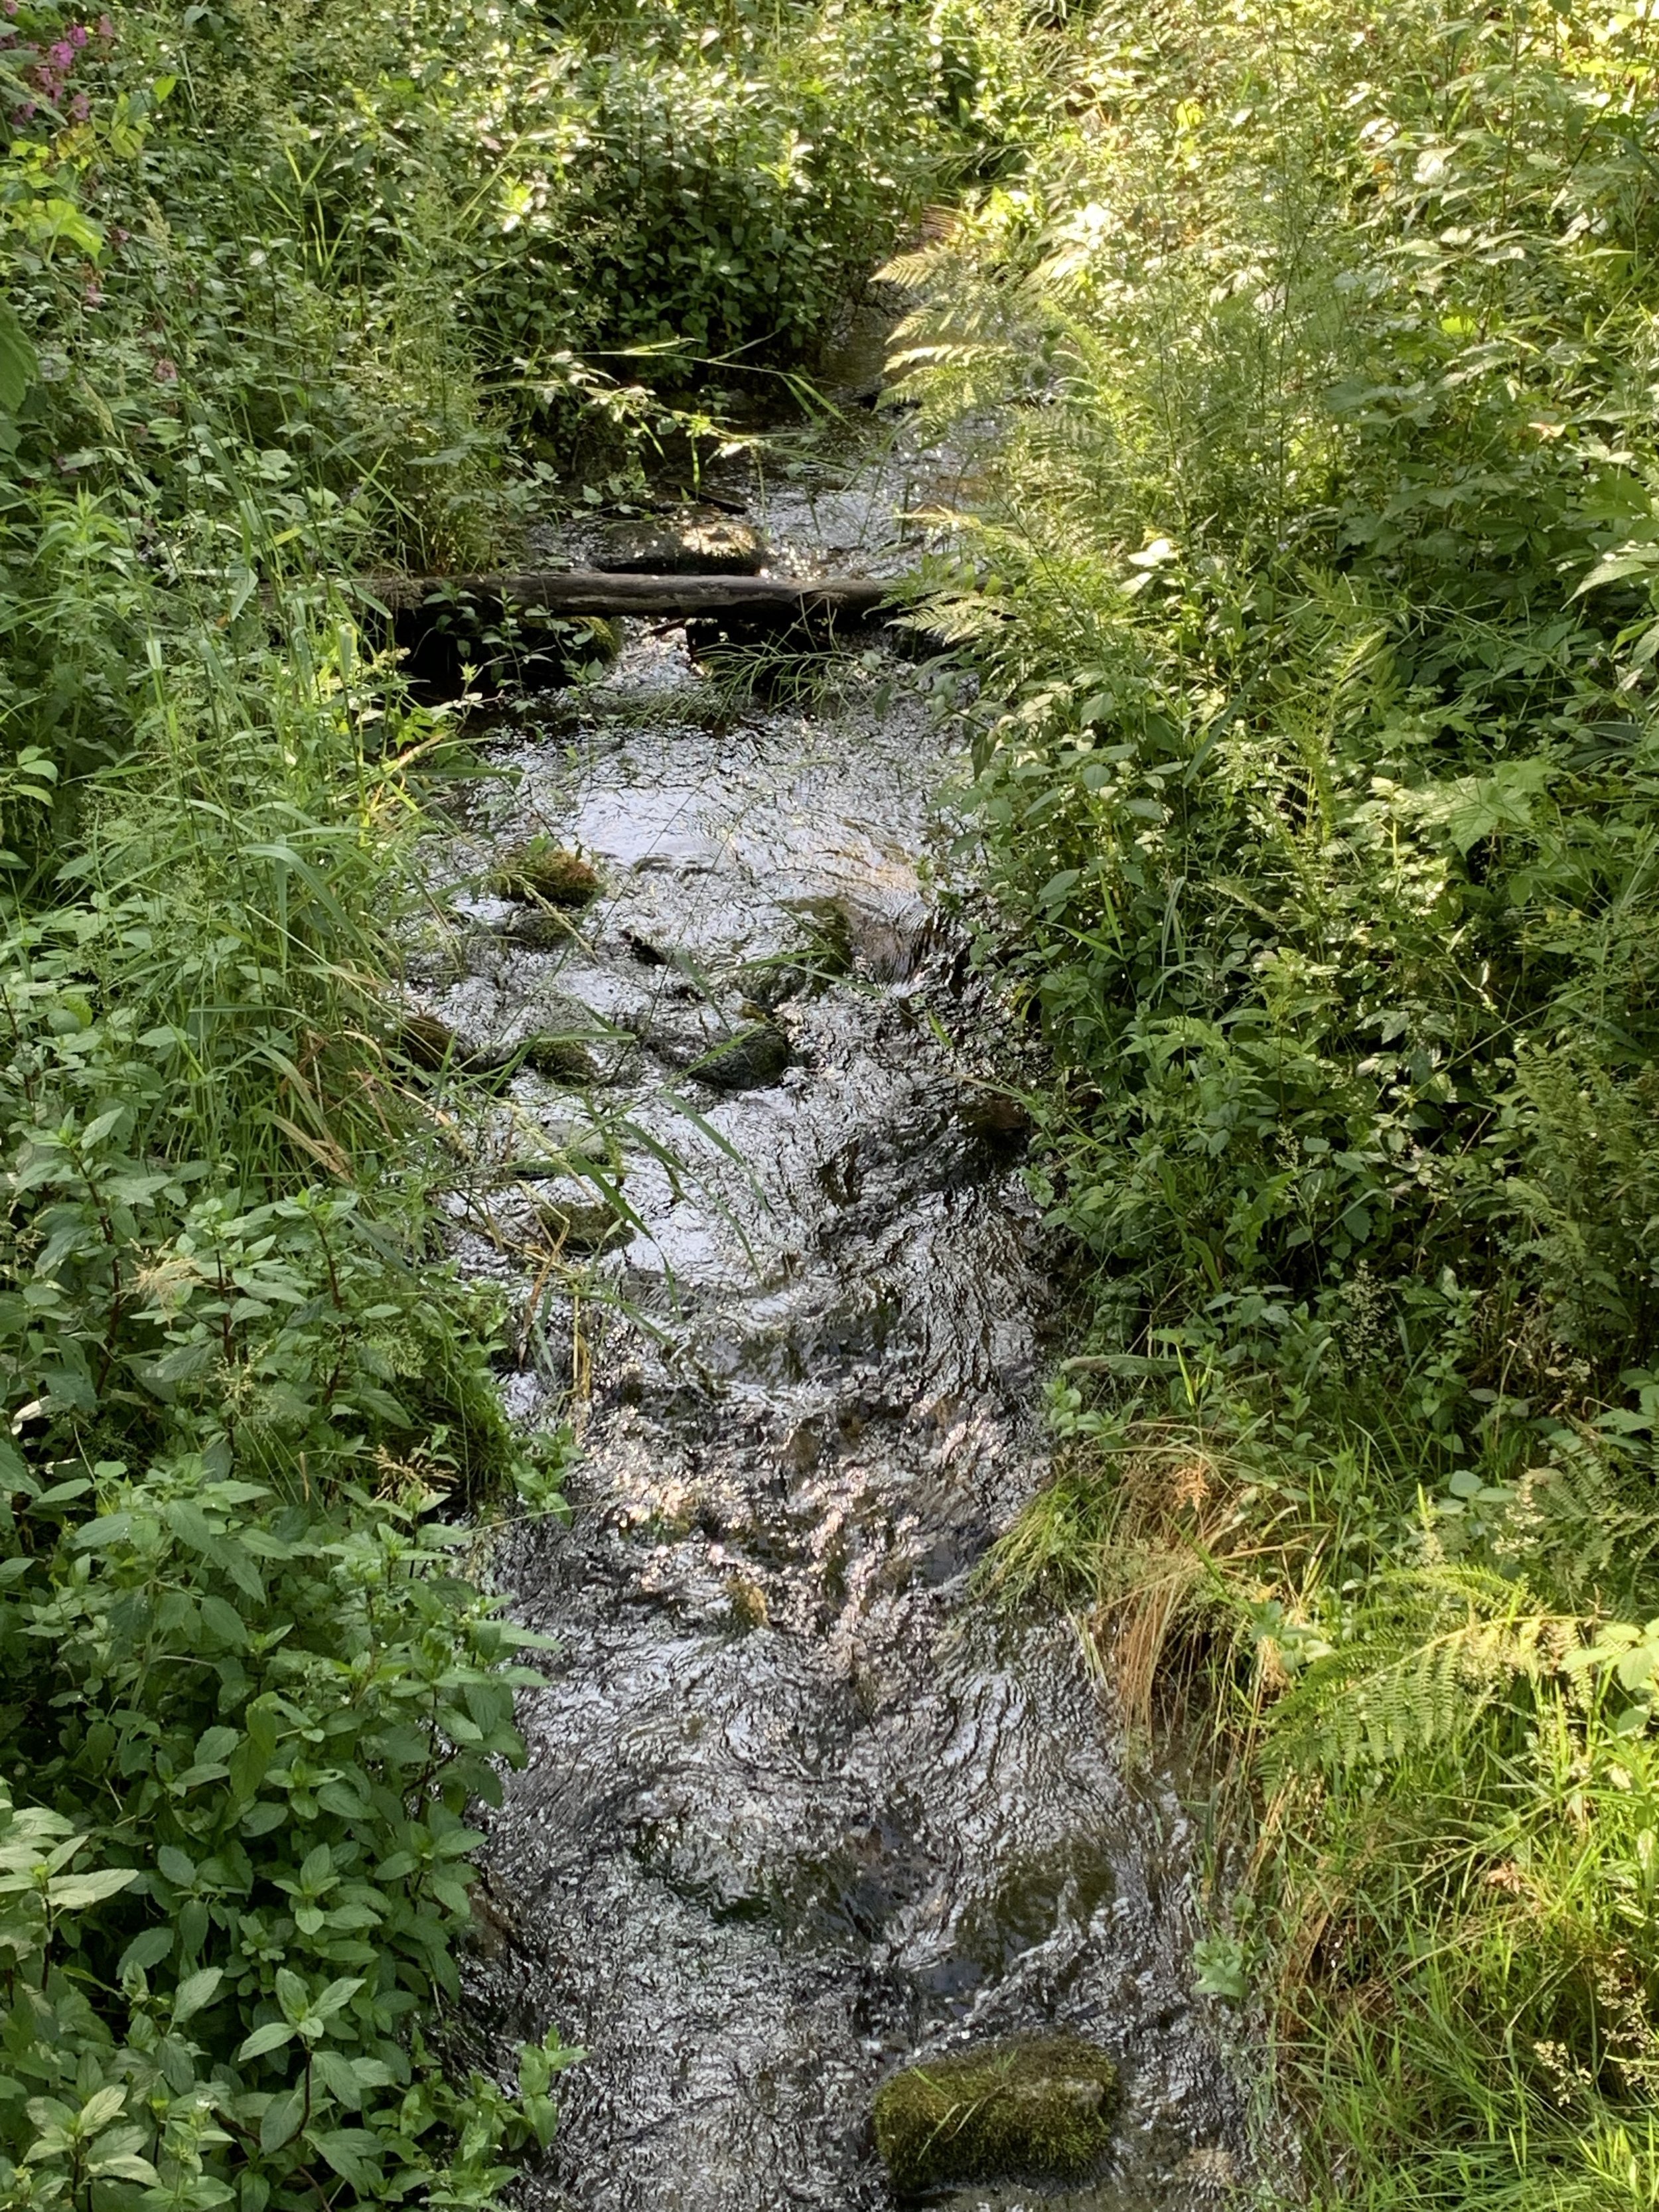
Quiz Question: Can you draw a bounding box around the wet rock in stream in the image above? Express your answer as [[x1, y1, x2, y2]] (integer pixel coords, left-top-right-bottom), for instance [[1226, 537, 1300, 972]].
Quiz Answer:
[[532, 1181, 626, 1255], [874, 2034, 1120, 2195], [592, 514, 768, 576], [417, 448, 1254, 2212], [689, 1020, 792, 1091], [519, 1034, 607, 1086]]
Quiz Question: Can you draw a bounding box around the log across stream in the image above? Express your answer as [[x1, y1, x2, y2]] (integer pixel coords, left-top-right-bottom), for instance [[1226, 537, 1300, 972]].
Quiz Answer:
[[370, 568, 901, 619], [401, 443, 1254, 2211]]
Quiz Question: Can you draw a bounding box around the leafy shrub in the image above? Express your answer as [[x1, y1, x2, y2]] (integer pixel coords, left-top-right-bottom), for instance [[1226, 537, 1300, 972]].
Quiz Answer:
[[0, 216, 578, 2200], [914, 0, 1659, 2203], [1, 0, 995, 577], [902, 0, 1659, 1402], [0, 1, 1041, 2202], [0, 536, 578, 2201]]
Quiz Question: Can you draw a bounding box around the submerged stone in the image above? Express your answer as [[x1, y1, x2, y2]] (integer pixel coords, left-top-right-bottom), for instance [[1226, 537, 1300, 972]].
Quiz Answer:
[[690, 1022, 792, 1091], [732, 921, 854, 1011], [724, 1574, 768, 1632], [592, 514, 766, 575], [534, 1184, 621, 1254], [490, 842, 602, 907], [873, 2034, 1119, 2196], [395, 1010, 461, 1071], [393, 1013, 504, 1076], [519, 1033, 602, 1086], [504, 906, 581, 951]]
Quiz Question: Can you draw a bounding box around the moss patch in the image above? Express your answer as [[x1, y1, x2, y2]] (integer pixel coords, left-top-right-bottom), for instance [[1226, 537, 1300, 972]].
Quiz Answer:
[[490, 840, 602, 907], [873, 2034, 1118, 2196]]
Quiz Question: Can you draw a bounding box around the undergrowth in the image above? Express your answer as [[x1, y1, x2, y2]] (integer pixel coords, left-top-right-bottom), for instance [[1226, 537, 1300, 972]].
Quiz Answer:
[[0, 0, 1036, 2205], [902, 0, 1659, 2203]]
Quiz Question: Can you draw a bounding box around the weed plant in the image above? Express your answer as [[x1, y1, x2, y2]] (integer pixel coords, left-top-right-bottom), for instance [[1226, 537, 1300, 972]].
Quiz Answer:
[[902, 0, 1659, 2203]]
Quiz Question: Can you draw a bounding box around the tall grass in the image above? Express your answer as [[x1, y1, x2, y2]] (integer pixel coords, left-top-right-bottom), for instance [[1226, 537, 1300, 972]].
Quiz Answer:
[[907, 0, 1659, 2201]]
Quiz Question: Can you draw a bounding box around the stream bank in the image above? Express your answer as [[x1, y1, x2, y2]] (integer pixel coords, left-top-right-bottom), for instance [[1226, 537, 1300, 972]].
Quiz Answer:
[[404, 423, 1254, 2211]]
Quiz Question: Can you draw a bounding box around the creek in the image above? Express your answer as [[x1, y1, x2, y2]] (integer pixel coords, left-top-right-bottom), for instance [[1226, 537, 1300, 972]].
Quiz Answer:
[[404, 417, 1252, 2212]]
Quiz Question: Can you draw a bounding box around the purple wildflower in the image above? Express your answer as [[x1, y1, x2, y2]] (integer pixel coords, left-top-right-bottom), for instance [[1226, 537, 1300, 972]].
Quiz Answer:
[[68, 21, 88, 42], [48, 38, 74, 66], [69, 88, 88, 117]]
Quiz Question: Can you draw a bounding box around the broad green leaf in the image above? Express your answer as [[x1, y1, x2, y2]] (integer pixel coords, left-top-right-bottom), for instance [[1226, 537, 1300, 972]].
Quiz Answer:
[[68, 1512, 134, 1551], [76, 2086, 125, 2135], [311, 1976, 364, 2021], [118, 1927, 173, 1977], [309, 2128, 383, 2187], [259, 2087, 303, 2154], [173, 1967, 223, 2024], [89, 2152, 159, 2183], [311, 2049, 362, 2112], [1573, 547, 1659, 597], [46, 1868, 137, 1910], [237, 2021, 295, 2063], [156, 1846, 195, 1888]]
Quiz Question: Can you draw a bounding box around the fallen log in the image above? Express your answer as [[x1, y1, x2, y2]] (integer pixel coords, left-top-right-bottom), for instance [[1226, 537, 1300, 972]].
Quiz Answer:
[[363, 568, 901, 619]]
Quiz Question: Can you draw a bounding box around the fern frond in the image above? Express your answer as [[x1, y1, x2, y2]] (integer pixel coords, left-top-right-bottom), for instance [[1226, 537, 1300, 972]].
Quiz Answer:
[[1260, 1563, 1580, 1783]]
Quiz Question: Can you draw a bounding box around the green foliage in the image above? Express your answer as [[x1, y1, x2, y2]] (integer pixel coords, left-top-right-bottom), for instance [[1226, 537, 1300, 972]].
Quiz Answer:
[[0, 0, 1086, 2205], [0, 1469, 577, 2211], [0, 536, 578, 2201], [913, 0, 1659, 2203], [0, 0, 1001, 577], [0, 6, 602, 2193], [903, 0, 1659, 1400], [0, 3, 1041, 2200]]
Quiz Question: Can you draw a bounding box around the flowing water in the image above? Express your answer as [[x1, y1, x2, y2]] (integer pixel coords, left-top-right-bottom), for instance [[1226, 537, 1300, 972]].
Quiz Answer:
[[405, 425, 1254, 2211]]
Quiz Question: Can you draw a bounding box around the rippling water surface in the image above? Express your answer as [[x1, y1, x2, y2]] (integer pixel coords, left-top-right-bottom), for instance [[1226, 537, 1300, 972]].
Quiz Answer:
[[407, 434, 1252, 2212]]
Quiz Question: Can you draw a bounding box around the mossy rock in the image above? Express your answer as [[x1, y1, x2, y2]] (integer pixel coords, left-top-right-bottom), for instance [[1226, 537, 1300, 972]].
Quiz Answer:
[[724, 1574, 769, 1632], [489, 842, 601, 907], [394, 1013, 504, 1076], [533, 1189, 622, 1254], [873, 2034, 1119, 2197], [394, 1011, 461, 1072], [690, 1022, 791, 1091], [518, 1033, 602, 1086], [504, 906, 580, 952]]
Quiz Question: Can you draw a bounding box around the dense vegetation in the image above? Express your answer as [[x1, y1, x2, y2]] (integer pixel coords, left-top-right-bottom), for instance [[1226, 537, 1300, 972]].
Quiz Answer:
[[11, 0, 1659, 2203], [0, 1, 1015, 2203], [897, 0, 1659, 2203]]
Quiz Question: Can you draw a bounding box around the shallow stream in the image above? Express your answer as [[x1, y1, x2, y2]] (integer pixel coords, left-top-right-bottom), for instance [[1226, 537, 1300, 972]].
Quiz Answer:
[[405, 428, 1252, 2211]]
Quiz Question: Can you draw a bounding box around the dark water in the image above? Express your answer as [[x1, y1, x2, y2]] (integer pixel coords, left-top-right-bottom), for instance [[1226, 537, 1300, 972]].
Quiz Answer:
[[405, 439, 1254, 2211]]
